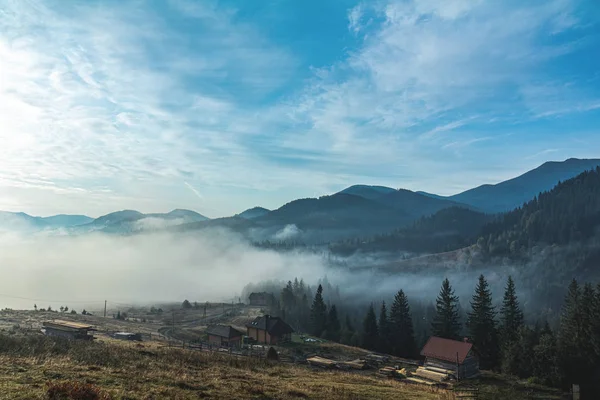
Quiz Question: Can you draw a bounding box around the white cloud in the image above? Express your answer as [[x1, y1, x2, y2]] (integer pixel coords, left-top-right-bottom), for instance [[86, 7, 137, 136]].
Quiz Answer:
[[0, 0, 597, 217]]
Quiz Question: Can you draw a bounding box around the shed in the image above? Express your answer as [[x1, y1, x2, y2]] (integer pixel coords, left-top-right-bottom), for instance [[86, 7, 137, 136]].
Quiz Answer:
[[420, 336, 479, 379], [206, 325, 245, 348], [42, 320, 96, 340]]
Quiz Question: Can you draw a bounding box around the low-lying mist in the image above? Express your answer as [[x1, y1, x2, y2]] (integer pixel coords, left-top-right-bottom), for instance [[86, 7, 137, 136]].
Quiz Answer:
[[0, 229, 328, 311], [1, 225, 576, 318]]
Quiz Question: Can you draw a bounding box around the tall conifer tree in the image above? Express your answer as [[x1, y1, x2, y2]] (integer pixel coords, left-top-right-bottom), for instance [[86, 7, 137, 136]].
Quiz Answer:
[[467, 274, 499, 370], [432, 278, 461, 340]]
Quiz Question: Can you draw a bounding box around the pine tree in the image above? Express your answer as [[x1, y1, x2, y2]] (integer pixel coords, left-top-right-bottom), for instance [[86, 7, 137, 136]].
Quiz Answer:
[[390, 290, 417, 358], [533, 330, 560, 386], [593, 284, 600, 363], [432, 278, 461, 340], [500, 276, 523, 345], [310, 284, 327, 337], [467, 274, 499, 370], [558, 281, 597, 385], [341, 314, 355, 345], [281, 281, 296, 312], [326, 305, 341, 342], [362, 304, 379, 351], [378, 302, 391, 353]]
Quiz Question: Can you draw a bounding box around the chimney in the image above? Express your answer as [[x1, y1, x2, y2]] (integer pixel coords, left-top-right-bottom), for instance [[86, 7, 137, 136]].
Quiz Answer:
[[463, 337, 469, 343]]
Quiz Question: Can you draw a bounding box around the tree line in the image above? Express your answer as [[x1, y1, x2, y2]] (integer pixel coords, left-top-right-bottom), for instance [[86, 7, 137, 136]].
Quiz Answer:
[[268, 273, 600, 389]]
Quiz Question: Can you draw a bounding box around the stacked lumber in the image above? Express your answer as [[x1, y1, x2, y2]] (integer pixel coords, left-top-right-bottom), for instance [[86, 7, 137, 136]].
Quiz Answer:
[[377, 366, 396, 377], [337, 359, 368, 370], [424, 365, 456, 375], [366, 354, 389, 363], [414, 367, 450, 382], [405, 377, 437, 386], [307, 356, 336, 368]]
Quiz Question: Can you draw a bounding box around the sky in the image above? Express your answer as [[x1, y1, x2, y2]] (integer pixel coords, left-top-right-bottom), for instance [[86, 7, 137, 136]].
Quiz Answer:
[[1, 0, 599, 218]]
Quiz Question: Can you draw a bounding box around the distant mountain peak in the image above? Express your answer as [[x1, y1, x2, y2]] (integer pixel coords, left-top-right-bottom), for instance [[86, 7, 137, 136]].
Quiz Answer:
[[448, 158, 600, 213], [237, 206, 270, 219], [337, 185, 396, 200]]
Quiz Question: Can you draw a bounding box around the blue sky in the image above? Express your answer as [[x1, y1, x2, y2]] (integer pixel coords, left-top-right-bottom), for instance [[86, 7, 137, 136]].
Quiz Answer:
[[0, 0, 599, 218]]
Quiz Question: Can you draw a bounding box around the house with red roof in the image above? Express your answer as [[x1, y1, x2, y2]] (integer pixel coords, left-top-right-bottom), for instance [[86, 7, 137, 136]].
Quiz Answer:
[[420, 336, 480, 379]]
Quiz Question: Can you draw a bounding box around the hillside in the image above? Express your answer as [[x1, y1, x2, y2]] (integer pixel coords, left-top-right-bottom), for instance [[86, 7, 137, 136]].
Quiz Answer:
[[237, 206, 270, 219], [478, 166, 600, 256], [338, 184, 396, 200], [72, 209, 209, 234], [0, 331, 441, 400], [448, 158, 600, 213], [251, 193, 411, 241], [330, 207, 490, 256], [0, 211, 93, 231]]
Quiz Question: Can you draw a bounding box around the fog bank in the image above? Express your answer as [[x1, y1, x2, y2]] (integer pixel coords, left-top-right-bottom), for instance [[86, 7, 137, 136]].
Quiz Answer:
[[0, 229, 327, 310]]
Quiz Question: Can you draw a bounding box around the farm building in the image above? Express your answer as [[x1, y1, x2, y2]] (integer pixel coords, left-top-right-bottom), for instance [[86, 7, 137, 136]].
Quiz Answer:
[[246, 315, 294, 345], [206, 325, 245, 348], [248, 292, 276, 306], [113, 332, 142, 341], [41, 320, 96, 340], [420, 336, 479, 379]]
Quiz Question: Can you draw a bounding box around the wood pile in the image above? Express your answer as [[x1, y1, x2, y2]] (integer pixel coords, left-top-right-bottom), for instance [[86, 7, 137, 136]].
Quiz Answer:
[[337, 359, 368, 370], [377, 366, 397, 377], [306, 356, 336, 369], [413, 367, 450, 382], [405, 377, 437, 386]]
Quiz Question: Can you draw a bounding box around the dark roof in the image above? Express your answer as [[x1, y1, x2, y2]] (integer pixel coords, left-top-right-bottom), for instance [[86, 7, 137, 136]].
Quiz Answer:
[[249, 292, 272, 298], [245, 315, 294, 336], [421, 336, 474, 364], [206, 325, 245, 339]]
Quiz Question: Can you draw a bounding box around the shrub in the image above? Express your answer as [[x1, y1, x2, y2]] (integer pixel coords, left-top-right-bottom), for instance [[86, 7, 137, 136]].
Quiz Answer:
[[46, 381, 111, 400]]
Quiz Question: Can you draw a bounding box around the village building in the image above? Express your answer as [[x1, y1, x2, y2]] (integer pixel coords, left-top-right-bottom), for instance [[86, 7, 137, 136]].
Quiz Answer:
[[420, 336, 480, 379], [248, 292, 276, 307], [206, 325, 245, 348], [246, 315, 294, 345], [41, 320, 96, 340]]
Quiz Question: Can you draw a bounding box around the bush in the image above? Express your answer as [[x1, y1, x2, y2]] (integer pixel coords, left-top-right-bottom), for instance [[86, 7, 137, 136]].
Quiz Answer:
[[46, 381, 111, 400]]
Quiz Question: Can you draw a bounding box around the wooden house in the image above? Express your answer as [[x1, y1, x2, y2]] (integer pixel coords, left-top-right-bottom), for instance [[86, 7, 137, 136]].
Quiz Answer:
[[206, 325, 245, 348], [246, 315, 294, 345], [420, 336, 479, 379], [248, 292, 276, 307], [42, 320, 96, 340]]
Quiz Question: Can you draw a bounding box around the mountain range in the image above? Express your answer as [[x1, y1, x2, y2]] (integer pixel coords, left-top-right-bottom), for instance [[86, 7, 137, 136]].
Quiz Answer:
[[2, 158, 599, 241]]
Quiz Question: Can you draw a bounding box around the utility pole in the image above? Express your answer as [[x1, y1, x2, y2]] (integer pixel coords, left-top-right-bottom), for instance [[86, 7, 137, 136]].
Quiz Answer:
[[172, 310, 175, 330], [104, 300, 107, 318]]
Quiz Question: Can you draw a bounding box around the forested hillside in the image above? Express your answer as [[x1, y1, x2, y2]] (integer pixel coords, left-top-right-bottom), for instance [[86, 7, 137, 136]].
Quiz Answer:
[[329, 207, 491, 255], [478, 167, 600, 256]]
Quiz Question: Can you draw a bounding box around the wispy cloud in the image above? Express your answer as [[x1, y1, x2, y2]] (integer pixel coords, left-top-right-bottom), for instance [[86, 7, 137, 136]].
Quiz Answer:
[[526, 148, 560, 160], [184, 182, 203, 200], [0, 0, 598, 216]]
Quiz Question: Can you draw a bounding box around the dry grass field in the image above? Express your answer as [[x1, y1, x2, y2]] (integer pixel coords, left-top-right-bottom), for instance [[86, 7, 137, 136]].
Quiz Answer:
[[0, 309, 564, 400], [0, 332, 448, 400]]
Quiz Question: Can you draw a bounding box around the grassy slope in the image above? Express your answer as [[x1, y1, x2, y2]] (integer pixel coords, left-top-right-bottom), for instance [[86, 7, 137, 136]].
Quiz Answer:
[[0, 335, 444, 400]]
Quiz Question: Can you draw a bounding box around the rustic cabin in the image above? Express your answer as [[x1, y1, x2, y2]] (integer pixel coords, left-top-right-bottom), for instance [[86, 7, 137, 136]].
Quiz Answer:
[[206, 325, 245, 348], [113, 332, 142, 341], [420, 336, 479, 379], [246, 315, 294, 345], [248, 292, 276, 307], [42, 320, 96, 340]]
